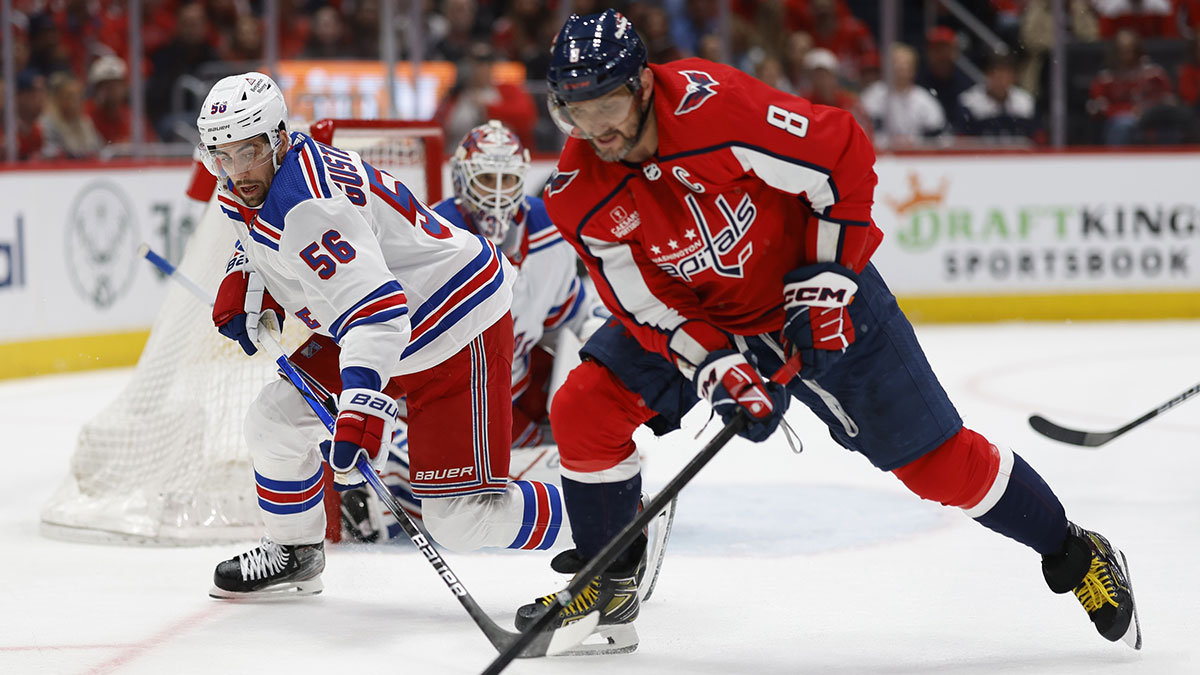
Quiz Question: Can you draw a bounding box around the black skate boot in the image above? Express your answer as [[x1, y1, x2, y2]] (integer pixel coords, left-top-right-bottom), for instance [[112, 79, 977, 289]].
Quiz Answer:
[[210, 536, 325, 598], [540, 492, 676, 604], [515, 548, 641, 655], [1042, 522, 1142, 649]]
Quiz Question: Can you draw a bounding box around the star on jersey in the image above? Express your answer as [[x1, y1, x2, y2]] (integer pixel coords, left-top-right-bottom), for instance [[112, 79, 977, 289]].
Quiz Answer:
[[650, 244, 661, 255], [685, 229, 697, 239], [668, 239, 679, 249], [674, 70, 720, 115]]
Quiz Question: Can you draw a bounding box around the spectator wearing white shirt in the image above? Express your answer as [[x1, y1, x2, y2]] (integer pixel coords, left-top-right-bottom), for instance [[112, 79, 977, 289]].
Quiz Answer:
[[956, 52, 1037, 141], [860, 42, 946, 148]]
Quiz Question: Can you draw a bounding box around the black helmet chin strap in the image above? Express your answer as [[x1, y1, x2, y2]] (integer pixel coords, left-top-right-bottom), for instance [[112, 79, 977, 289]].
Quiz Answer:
[[629, 80, 655, 152]]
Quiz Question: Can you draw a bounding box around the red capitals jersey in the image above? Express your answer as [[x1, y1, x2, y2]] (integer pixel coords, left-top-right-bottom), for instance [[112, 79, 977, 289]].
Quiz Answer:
[[544, 58, 882, 371]]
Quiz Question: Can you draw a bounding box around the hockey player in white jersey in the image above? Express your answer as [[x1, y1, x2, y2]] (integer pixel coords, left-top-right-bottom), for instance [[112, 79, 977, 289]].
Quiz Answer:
[[196, 72, 571, 597], [338, 120, 610, 540]]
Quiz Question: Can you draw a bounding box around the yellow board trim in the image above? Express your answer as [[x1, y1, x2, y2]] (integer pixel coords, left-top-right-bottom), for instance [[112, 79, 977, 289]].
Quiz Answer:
[[0, 330, 150, 380], [897, 291, 1200, 323]]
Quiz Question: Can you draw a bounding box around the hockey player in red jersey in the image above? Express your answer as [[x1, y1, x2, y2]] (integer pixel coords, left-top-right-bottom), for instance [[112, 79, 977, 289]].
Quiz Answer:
[[518, 10, 1141, 655]]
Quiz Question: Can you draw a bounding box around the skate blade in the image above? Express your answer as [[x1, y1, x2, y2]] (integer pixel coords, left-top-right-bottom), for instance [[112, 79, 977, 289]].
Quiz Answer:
[[208, 576, 324, 599], [544, 610, 601, 656], [639, 495, 678, 603], [555, 623, 639, 656], [1117, 551, 1143, 650]]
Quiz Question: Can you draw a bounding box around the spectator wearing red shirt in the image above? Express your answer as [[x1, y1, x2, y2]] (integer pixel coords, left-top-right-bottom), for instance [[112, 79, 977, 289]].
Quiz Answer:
[[1176, 34, 1200, 107], [1093, 0, 1180, 38], [436, 42, 536, 151], [792, 0, 878, 83], [84, 55, 151, 146], [802, 47, 873, 141], [1087, 28, 1175, 145]]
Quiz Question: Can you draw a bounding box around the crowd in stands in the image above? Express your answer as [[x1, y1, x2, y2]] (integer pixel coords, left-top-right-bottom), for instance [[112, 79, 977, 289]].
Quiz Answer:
[[4, 0, 1200, 161]]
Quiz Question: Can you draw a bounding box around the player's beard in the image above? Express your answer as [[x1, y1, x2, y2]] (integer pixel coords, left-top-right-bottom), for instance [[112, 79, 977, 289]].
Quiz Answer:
[[588, 128, 638, 163]]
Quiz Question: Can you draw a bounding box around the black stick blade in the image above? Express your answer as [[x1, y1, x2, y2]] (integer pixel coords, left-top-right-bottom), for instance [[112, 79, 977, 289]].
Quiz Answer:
[[1028, 414, 1116, 447]]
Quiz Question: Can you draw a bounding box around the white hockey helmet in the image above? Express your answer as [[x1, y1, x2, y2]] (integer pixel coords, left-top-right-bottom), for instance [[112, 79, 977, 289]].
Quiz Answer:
[[449, 120, 531, 244], [196, 72, 289, 178]]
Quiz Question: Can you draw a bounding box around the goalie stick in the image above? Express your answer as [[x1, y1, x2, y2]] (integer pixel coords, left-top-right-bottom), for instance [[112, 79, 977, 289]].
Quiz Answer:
[[1029, 381, 1200, 447], [481, 353, 804, 675], [139, 244, 599, 658]]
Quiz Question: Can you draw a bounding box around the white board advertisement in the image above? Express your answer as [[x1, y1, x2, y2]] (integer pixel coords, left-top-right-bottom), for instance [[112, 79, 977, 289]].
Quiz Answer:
[[0, 166, 199, 344], [869, 153, 1199, 294]]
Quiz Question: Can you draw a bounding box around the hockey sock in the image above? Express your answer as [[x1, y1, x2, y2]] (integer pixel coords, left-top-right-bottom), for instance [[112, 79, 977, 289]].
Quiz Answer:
[[506, 480, 566, 550], [561, 473, 643, 569], [894, 428, 1069, 555], [969, 451, 1069, 555]]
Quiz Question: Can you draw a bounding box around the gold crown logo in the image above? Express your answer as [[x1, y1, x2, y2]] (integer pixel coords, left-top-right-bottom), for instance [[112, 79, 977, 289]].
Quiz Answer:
[[884, 172, 949, 214]]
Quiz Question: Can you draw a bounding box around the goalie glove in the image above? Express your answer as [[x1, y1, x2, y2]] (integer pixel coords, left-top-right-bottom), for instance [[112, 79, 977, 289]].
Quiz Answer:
[[213, 252, 283, 356], [781, 263, 858, 381], [694, 349, 790, 443], [323, 388, 398, 490]]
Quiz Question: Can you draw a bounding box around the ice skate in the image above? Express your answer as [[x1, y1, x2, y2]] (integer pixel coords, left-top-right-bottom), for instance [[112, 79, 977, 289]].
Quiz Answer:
[[516, 549, 640, 656], [1043, 522, 1141, 649], [210, 536, 325, 598]]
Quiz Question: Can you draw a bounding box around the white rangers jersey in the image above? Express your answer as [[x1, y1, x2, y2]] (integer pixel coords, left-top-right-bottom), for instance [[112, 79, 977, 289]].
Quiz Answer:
[[217, 132, 514, 384], [432, 195, 607, 399]]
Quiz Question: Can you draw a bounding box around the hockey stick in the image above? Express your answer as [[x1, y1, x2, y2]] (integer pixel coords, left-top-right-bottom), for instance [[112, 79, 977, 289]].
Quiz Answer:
[[481, 354, 803, 675], [1029, 381, 1200, 447], [139, 244, 598, 657]]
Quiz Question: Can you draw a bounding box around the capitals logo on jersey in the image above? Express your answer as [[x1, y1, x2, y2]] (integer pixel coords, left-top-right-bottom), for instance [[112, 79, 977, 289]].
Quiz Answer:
[[652, 192, 756, 282], [674, 70, 719, 115], [546, 169, 579, 196]]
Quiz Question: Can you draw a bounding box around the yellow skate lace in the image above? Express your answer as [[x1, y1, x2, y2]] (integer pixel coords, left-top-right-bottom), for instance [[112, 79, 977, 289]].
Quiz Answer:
[[537, 578, 602, 617], [1074, 557, 1119, 613]]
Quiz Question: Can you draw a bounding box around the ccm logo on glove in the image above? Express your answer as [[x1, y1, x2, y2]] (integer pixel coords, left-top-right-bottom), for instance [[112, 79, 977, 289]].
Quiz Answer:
[[783, 271, 857, 309]]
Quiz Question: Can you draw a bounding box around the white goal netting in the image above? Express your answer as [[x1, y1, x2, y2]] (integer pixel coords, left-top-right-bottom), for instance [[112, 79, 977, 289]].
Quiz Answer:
[[40, 120, 445, 545]]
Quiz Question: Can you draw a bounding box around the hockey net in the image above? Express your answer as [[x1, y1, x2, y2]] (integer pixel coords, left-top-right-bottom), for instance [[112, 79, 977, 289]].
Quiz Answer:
[[40, 120, 445, 545]]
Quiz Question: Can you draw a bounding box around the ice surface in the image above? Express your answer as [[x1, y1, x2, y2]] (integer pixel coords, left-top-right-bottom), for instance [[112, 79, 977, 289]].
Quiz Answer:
[[2, 321, 1197, 674]]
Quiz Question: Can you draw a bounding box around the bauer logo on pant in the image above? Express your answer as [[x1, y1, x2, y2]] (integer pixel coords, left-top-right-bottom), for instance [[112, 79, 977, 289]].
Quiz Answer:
[[415, 466, 475, 481]]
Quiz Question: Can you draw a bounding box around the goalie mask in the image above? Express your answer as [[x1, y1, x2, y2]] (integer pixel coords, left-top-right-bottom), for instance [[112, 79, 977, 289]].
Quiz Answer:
[[196, 72, 289, 183], [450, 121, 531, 244]]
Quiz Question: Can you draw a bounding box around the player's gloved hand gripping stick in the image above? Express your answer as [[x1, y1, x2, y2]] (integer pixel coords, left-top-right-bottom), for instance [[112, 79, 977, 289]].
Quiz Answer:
[[139, 244, 598, 659], [482, 352, 803, 675], [781, 262, 858, 381]]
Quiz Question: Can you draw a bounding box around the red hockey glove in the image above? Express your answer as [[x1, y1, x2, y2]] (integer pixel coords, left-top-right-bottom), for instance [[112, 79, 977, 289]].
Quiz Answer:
[[324, 388, 398, 489], [694, 350, 790, 442], [781, 263, 858, 381], [212, 252, 283, 356]]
